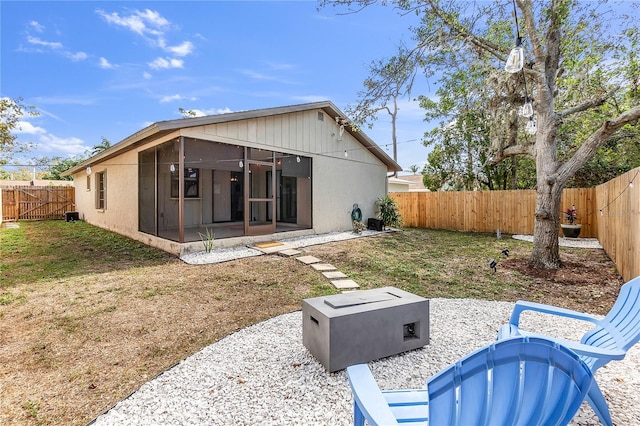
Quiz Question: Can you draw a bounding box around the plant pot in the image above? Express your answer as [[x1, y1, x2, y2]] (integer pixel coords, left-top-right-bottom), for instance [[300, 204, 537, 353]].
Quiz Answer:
[[561, 224, 582, 238]]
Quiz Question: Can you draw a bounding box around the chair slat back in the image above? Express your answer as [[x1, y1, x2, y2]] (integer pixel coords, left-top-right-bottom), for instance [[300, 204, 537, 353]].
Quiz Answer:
[[427, 337, 594, 426], [581, 276, 640, 370]]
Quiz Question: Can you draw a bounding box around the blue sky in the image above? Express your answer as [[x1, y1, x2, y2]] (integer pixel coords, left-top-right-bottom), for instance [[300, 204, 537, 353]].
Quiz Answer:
[[1, 0, 433, 174]]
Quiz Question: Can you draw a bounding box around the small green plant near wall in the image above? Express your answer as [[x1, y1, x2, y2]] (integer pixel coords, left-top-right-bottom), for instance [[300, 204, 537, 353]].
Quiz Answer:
[[377, 196, 402, 229], [198, 228, 215, 253]]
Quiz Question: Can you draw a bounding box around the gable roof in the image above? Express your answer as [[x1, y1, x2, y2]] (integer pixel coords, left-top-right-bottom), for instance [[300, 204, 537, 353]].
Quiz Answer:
[[64, 101, 402, 176]]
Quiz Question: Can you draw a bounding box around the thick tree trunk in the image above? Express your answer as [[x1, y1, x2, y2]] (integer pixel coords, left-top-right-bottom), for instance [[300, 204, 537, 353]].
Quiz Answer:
[[530, 182, 563, 268], [529, 112, 564, 269]]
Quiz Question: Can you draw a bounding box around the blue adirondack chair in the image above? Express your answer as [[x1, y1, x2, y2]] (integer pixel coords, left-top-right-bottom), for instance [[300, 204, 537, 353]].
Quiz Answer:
[[346, 337, 599, 426], [497, 275, 640, 426]]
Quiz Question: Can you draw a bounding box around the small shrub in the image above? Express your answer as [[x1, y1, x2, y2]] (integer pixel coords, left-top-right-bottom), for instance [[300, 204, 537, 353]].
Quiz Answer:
[[376, 196, 402, 229], [198, 228, 215, 253]]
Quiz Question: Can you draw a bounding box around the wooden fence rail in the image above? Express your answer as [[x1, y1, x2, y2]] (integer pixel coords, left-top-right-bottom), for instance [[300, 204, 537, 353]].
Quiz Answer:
[[390, 166, 639, 282], [1, 186, 75, 222]]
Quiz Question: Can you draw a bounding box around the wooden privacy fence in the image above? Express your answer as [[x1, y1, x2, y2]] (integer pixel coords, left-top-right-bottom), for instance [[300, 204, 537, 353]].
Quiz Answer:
[[1, 186, 75, 222], [390, 188, 597, 238], [390, 166, 639, 282], [595, 167, 640, 282]]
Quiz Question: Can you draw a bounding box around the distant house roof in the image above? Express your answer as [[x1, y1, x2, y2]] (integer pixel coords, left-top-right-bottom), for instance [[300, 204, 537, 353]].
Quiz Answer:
[[64, 101, 401, 176], [388, 177, 413, 185], [397, 174, 429, 191]]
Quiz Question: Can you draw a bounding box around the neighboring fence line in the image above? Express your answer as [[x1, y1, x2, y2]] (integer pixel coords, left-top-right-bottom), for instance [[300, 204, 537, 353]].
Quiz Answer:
[[390, 166, 639, 282], [595, 167, 640, 282], [1, 186, 75, 222]]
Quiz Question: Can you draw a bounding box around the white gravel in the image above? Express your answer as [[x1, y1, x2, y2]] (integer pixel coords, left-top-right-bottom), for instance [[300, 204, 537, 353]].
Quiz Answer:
[[91, 298, 640, 425], [512, 234, 603, 249], [180, 230, 387, 265]]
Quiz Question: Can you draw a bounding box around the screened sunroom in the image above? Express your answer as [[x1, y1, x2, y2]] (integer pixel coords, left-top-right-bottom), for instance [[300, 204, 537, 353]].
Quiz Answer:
[[138, 139, 312, 243]]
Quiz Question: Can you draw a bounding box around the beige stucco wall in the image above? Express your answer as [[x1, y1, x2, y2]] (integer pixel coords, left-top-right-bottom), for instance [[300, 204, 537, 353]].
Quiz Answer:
[[312, 155, 387, 233], [72, 108, 390, 254], [74, 150, 139, 236]]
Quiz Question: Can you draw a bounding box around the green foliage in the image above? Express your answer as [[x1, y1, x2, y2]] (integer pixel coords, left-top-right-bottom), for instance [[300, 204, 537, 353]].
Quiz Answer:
[[37, 157, 81, 181], [407, 164, 420, 174], [22, 400, 40, 418], [0, 97, 39, 164], [90, 137, 111, 156], [198, 228, 215, 253], [376, 196, 402, 229], [179, 108, 198, 118]]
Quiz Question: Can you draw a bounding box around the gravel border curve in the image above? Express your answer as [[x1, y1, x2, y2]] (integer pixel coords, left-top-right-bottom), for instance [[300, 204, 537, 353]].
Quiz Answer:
[[91, 298, 640, 425]]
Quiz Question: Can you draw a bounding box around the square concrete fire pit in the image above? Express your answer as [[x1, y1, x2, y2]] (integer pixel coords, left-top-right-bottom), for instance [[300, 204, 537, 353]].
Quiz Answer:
[[302, 287, 429, 372]]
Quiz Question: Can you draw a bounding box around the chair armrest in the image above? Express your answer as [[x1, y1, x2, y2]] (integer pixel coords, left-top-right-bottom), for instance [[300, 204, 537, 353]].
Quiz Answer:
[[547, 337, 626, 361], [509, 300, 600, 327], [346, 364, 399, 426]]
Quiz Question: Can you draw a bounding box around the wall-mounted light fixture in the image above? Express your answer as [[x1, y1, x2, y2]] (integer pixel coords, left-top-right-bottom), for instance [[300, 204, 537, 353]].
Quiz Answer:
[[86, 166, 92, 175]]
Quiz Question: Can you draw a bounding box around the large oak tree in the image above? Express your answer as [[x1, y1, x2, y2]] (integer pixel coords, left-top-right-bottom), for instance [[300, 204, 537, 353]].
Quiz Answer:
[[322, 0, 640, 269]]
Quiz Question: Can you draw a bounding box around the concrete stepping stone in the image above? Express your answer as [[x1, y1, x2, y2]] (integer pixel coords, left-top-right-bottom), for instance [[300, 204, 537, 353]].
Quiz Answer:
[[296, 255, 322, 264], [251, 241, 294, 254], [278, 248, 302, 257], [311, 263, 336, 271], [331, 279, 360, 289], [322, 271, 347, 279]]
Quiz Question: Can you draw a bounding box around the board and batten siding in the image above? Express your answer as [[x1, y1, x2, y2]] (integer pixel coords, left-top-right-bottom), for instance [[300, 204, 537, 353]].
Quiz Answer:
[[182, 110, 380, 166]]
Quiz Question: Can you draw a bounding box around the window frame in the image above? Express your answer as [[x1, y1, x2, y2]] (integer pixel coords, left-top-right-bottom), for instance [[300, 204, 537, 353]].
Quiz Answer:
[[171, 167, 200, 198], [96, 171, 106, 210]]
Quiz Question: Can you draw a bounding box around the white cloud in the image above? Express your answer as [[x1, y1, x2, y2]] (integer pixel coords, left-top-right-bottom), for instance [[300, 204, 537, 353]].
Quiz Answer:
[[165, 41, 194, 57], [96, 8, 169, 36], [29, 21, 45, 33], [291, 95, 329, 103], [142, 71, 152, 79], [26, 35, 87, 62], [148, 57, 184, 70], [14, 121, 47, 135], [37, 134, 88, 156], [98, 57, 116, 69], [27, 35, 62, 50], [160, 94, 185, 103], [68, 51, 88, 61], [97, 8, 195, 70], [136, 9, 170, 31]]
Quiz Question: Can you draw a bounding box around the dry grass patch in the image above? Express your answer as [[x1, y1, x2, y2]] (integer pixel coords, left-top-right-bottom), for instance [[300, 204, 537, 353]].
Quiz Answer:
[[0, 222, 624, 425]]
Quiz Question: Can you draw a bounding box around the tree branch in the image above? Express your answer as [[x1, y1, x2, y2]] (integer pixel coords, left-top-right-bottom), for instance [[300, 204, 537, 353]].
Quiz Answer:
[[557, 86, 620, 119], [556, 105, 640, 183]]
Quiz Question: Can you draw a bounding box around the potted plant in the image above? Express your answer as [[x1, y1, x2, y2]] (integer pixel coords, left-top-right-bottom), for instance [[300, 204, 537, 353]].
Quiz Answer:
[[376, 196, 402, 230], [560, 204, 582, 238]]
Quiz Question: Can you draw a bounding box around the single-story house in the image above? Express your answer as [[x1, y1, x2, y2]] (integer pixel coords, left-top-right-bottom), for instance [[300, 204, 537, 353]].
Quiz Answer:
[[63, 101, 401, 255], [387, 177, 413, 192], [396, 174, 430, 192]]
